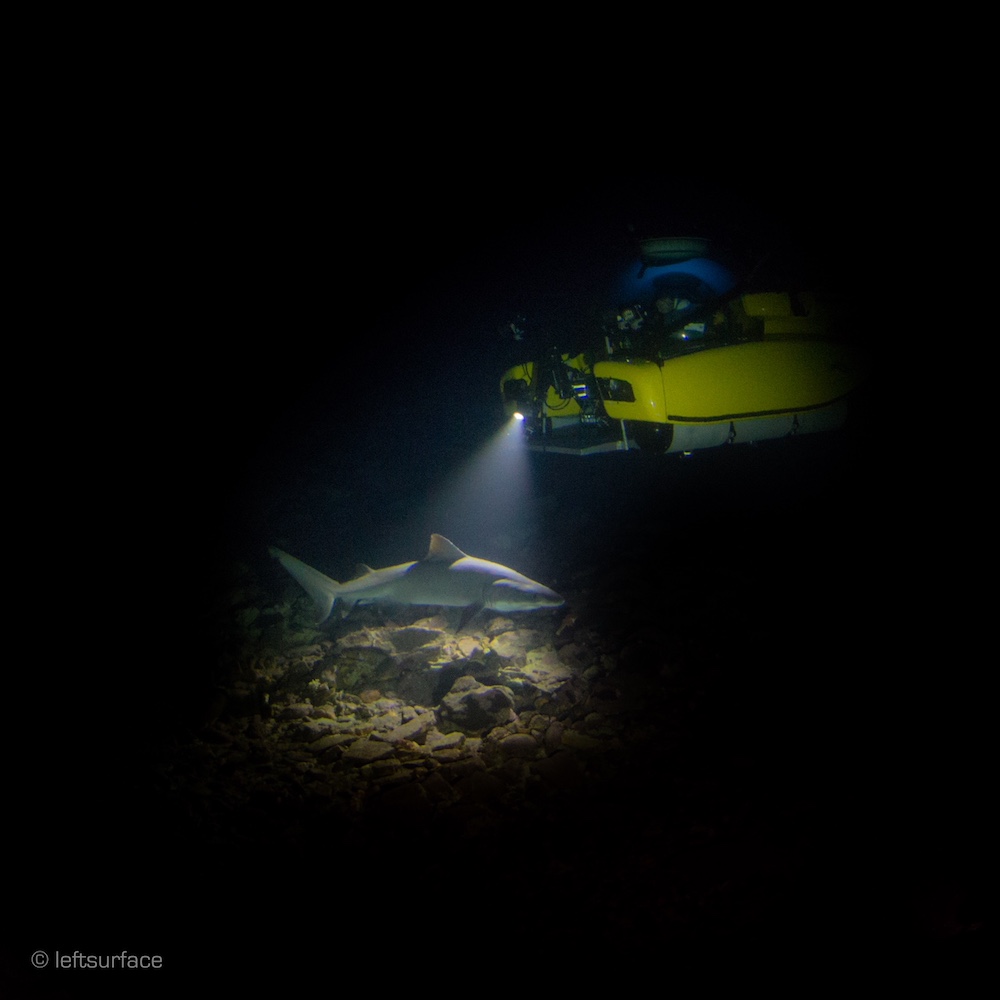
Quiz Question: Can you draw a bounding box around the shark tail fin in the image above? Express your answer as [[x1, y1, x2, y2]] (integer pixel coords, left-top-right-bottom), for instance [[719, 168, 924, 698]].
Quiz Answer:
[[269, 547, 341, 623]]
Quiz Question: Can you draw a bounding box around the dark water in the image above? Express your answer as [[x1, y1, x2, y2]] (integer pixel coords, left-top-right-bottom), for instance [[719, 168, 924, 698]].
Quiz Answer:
[[11, 173, 991, 994]]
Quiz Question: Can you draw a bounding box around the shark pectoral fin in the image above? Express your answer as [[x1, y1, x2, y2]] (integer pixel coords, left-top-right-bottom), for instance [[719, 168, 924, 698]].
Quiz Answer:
[[456, 603, 484, 632]]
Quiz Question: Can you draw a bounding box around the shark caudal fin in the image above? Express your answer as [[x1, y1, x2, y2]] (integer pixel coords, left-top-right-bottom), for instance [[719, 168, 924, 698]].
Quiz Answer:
[[269, 547, 341, 623]]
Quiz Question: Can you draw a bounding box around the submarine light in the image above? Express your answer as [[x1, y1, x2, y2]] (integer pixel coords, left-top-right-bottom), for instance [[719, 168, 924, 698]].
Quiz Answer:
[[423, 412, 534, 552]]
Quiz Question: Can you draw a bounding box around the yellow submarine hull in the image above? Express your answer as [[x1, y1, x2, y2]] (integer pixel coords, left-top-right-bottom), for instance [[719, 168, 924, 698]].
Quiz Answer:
[[500, 292, 869, 456]]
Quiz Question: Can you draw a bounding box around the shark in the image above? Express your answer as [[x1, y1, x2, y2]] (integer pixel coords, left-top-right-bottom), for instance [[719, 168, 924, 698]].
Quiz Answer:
[[269, 534, 564, 622]]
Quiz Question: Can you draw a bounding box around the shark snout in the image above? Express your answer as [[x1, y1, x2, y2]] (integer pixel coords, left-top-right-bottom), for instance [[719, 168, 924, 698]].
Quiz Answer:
[[487, 578, 565, 611]]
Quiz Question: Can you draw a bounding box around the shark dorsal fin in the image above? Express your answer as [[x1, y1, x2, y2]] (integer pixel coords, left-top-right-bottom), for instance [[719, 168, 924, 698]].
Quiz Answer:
[[425, 534, 467, 563], [355, 563, 374, 576]]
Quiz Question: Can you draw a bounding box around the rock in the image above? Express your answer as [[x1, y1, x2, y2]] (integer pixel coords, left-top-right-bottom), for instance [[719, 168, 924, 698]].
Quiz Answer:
[[390, 626, 446, 652], [557, 641, 597, 671], [488, 629, 547, 665], [425, 729, 465, 752], [363, 759, 412, 788], [291, 721, 339, 742], [496, 733, 541, 759], [484, 615, 516, 638], [371, 711, 404, 733], [278, 703, 314, 720], [309, 734, 347, 753], [503, 647, 573, 695], [543, 721, 565, 752], [421, 770, 459, 805], [411, 613, 452, 630], [437, 676, 517, 735], [393, 670, 441, 708], [333, 644, 396, 691], [342, 739, 397, 764], [370, 697, 405, 714], [559, 730, 609, 751], [524, 712, 552, 734], [285, 642, 326, 660], [335, 628, 396, 655], [382, 715, 435, 745], [455, 636, 486, 660]]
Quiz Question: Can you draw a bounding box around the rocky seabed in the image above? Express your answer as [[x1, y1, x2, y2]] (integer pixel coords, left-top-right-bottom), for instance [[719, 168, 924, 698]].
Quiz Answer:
[[156, 600, 662, 851]]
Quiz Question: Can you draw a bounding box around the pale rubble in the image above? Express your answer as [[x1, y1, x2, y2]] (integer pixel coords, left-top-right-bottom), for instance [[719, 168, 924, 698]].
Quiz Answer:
[[153, 603, 654, 860], [437, 676, 517, 735]]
